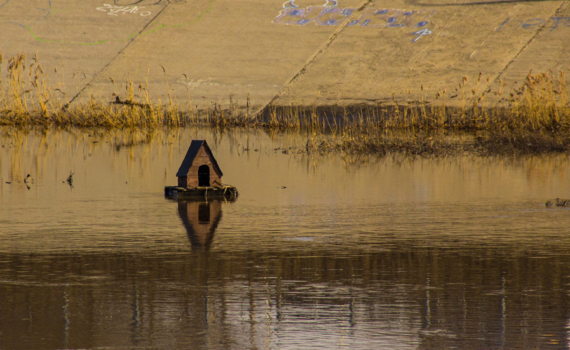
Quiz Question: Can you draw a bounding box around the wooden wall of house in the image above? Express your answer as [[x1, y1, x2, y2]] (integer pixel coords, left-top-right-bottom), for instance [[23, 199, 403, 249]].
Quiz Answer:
[[185, 147, 222, 187], [178, 176, 188, 187]]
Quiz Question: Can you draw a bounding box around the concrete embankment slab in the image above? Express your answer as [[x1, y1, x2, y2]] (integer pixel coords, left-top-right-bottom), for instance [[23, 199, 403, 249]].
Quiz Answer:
[[272, 0, 569, 108], [80, 0, 371, 112], [1, 0, 569, 112], [0, 0, 368, 112], [0, 0, 162, 104], [494, 2, 570, 96]]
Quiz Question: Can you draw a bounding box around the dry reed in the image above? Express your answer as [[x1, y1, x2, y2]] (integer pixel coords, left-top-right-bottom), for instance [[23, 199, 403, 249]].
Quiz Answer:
[[1, 53, 569, 155]]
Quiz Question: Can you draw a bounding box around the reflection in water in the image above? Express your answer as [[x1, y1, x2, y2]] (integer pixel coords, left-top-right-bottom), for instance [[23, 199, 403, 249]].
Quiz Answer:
[[0, 250, 569, 349], [177, 200, 231, 250], [3, 127, 570, 349]]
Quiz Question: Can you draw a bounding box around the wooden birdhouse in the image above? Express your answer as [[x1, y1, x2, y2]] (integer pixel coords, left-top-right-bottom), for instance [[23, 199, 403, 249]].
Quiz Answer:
[[176, 140, 223, 188]]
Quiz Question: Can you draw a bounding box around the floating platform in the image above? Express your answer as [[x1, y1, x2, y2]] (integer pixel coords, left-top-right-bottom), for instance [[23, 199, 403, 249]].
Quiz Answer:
[[165, 185, 239, 200]]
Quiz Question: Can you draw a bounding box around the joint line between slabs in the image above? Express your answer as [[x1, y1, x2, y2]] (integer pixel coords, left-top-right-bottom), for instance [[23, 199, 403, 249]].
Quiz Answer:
[[256, 0, 374, 116], [64, 4, 171, 109], [491, 0, 568, 86]]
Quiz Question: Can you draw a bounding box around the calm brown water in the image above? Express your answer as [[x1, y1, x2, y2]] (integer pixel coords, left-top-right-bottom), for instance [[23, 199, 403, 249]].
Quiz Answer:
[[1, 127, 570, 349]]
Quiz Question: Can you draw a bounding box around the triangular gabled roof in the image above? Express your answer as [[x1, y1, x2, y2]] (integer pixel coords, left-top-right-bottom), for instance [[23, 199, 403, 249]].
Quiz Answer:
[[176, 140, 223, 177]]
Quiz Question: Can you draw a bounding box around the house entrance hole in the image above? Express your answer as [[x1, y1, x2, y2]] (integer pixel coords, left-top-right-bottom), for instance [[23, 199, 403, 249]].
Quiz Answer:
[[198, 165, 210, 186]]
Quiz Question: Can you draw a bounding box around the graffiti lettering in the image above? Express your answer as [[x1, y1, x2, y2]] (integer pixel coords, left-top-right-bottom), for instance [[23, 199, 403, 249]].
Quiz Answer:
[[413, 28, 432, 42], [113, 0, 185, 5], [274, 4, 435, 29], [550, 17, 570, 30], [96, 4, 151, 16], [496, 17, 570, 32]]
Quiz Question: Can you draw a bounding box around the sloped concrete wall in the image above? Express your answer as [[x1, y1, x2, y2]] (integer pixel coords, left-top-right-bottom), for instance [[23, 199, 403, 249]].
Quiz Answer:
[[1, 0, 568, 112], [273, 0, 570, 108]]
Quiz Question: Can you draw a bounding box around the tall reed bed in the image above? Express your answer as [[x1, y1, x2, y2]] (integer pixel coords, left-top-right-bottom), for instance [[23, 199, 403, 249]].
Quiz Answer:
[[262, 70, 570, 133], [257, 70, 570, 154], [1, 52, 569, 154], [0, 53, 190, 128]]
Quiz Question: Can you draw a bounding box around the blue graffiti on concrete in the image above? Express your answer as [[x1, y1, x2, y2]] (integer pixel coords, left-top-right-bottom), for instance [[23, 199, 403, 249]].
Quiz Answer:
[[274, 3, 435, 29], [412, 28, 432, 42], [496, 17, 570, 32]]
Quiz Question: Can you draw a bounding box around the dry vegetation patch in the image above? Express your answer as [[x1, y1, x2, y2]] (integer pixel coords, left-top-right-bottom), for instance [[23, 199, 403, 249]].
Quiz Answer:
[[1, 53, 569, 156]]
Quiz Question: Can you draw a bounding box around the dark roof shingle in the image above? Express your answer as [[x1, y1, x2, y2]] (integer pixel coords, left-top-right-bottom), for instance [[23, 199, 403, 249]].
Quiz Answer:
[[176, 140, 223, 177]]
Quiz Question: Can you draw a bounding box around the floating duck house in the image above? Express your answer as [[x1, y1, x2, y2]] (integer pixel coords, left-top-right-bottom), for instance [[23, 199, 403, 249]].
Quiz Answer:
[[165, 140, 238, 199], [176, 140, 223, 188]]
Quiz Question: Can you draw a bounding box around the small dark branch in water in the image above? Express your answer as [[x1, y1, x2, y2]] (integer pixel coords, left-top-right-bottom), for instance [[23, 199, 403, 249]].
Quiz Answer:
[[546, 199, 570, 207], [112, 96, 150, 109], [66, 171, 74, 188]]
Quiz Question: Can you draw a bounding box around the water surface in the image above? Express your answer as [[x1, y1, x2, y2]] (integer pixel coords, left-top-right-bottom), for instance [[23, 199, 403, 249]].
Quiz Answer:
[[1, 127, 570, 349]]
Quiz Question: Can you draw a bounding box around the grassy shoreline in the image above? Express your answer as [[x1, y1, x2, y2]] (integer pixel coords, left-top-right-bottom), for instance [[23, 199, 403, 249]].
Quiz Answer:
[[1, 53, 570, 156]]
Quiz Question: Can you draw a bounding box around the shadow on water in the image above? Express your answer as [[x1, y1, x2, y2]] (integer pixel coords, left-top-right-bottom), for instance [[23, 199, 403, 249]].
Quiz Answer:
[[175, 199, 236, 251]]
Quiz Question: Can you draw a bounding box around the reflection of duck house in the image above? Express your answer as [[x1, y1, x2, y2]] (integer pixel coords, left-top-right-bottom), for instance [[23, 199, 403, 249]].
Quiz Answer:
[[164, 140, 238, 199], [178, 200, 223, 251]]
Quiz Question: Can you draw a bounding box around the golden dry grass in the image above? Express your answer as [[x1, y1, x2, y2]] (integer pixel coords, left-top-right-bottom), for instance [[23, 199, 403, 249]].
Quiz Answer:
[[1, 53, 569, 155], [0, 53, 188, 128]]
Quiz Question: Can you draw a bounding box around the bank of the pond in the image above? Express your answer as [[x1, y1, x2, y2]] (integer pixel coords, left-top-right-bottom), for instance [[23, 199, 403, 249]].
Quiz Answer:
[[307, 130, 570, 156], [2, 111, 570, 156], [1, 53, 569, 155], [2, 108, 570, 156], [2, 125, 568, 159]]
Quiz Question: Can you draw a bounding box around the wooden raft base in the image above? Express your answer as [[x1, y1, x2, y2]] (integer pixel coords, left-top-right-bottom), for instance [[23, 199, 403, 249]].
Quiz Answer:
[[164, 185, 239, 199]]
